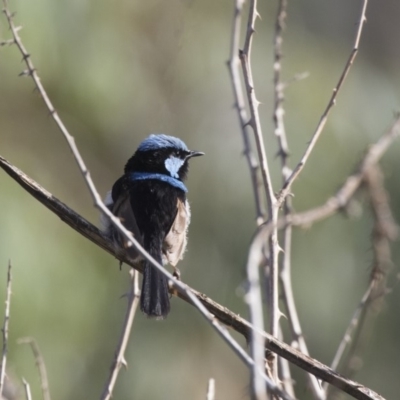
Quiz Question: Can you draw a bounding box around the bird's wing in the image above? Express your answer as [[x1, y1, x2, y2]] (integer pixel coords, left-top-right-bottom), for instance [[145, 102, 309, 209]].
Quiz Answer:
[[112, 191, 143, 260], [163, 198, 190, 266]]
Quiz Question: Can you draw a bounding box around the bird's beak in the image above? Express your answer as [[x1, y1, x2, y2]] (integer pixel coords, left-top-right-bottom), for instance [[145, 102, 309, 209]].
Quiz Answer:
[[186, 151, 205, 160]]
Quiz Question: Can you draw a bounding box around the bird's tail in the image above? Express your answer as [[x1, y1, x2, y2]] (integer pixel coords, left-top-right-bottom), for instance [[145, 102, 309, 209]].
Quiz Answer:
[[140, 238, 170, 319]]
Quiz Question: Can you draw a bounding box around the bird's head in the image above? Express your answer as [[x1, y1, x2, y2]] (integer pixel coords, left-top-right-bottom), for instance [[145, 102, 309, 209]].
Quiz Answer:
[[125, 134, 204, 181]]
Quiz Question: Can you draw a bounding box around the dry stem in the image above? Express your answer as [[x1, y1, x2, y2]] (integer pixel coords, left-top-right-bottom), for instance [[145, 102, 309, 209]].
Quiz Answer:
[[100, 270, 140, 400], [206, 378, 215, 400], [0, 261, 12, 398], [0, 155, 389, 400], [1, 2, 289, 398], [228, 0, 265, 225], [17, 338, 51, 400], [239, 0, 281, 384], [21, 378, 33, 400]]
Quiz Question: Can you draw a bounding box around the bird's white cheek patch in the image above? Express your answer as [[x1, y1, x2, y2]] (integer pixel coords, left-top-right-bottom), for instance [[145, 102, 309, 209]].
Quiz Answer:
[[165, 156, 184, 178]]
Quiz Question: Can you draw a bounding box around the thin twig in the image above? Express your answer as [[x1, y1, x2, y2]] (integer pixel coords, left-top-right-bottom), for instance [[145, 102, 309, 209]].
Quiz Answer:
[[326, 283, 373, 389], [245, 229, 268, 400], [239, 0, 281, 382], [278, 328, 295, 399], [228, 0, 265, 225], [229, 0, 270, 396], [1, 4, 290, 398], [21, 378, 33, 400], [0, 155, 387, 400], [17, 338, 50, 400], [0, 261, 12, 398], [206, 378, 215, 400], [271, 1, 321, 397], [263, 116, 400, 238], [277, 0, 369, 206], [326, 165, 398, 397], [274, 5, 325, 390], [240, 0, 276, 211], [273, 0, 290, 178], [100, 269, 140, 400]]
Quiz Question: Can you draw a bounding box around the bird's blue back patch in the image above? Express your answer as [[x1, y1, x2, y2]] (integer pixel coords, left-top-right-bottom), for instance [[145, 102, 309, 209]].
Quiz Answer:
[[130, 172, 188, 192], [137, 134, 189, 152]]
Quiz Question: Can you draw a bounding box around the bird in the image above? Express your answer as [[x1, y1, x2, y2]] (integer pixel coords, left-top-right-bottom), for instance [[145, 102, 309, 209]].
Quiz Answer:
[[102, 134, 204, 319]]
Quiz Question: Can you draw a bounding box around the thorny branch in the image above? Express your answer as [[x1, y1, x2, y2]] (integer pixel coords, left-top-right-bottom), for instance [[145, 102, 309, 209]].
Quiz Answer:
[[271, 1, 323, 398], [1, 2, 290, 399], [1, 0, 396, 398], [228, 0, 265, 225], [0, 152, 391, 400], [239, 0, 281, 384], [326, 165, 398, 397]]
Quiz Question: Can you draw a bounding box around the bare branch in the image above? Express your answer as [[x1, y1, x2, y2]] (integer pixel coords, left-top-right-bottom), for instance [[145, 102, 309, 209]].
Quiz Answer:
[[100, 270, 140, 400], [17, 338, 51, 400], [228, 0, 265, 224], [281, 116, 400, 231], [239, 0, 281, 384], [0, 261, 12, 398], [0, 155, 388, 400], [326, 283, 373, 391], [240, 0, 276, 212], [245, 229, 268, 400], [21, 378, 33, 400], [1, 4, 290, 398], [277, 0, 369, 206], [326, 165, 398, 396], [206, 378, 215, 400], [272, 1, 323, 397], [273, 0, 290, 177]]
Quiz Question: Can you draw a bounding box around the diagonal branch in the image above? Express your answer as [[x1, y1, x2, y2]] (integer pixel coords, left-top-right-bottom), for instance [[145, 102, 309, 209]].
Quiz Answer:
[[326, 165, 398, 397], [277, 0, 368, 206], [1, 2, 288, 398], [0, 155, 388, 400]]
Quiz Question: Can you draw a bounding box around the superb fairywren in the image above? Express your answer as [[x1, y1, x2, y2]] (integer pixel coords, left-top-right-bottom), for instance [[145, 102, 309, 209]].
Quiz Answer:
[[103, 134, 203, 318]]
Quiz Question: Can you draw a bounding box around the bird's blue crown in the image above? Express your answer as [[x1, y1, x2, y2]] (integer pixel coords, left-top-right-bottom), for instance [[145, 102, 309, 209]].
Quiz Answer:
[[137, 134, 189, 152]]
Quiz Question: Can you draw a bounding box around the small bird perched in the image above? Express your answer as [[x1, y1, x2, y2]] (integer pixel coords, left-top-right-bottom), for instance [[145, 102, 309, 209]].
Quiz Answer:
[[102, 134, 204, 319]]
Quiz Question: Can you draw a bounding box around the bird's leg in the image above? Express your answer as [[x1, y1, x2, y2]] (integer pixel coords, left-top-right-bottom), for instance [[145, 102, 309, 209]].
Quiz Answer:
[[172, 266, 181, 281], [168, 267, 181, 298]]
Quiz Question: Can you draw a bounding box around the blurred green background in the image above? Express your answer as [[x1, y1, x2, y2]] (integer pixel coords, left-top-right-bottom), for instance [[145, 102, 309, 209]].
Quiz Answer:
[[1, 0, 399, 399]]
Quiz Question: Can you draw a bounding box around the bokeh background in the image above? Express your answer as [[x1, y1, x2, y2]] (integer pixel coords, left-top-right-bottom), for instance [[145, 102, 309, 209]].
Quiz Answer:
[[1, 0, 400, 399]]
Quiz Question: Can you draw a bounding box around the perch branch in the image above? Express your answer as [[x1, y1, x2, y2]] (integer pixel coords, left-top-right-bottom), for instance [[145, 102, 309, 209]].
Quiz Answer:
[[0, 155, 388, 400], [1, 3, 288, 398]]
